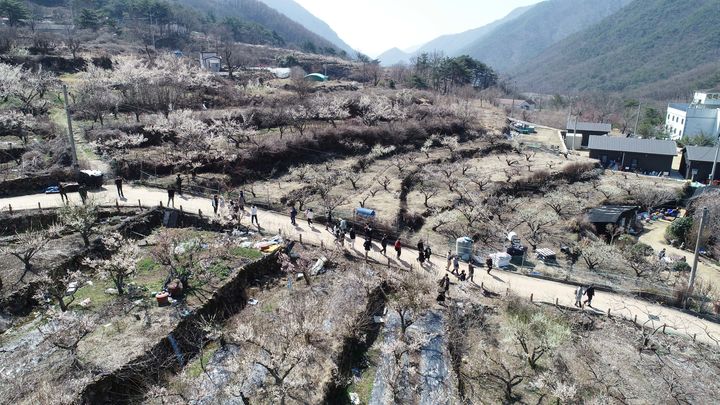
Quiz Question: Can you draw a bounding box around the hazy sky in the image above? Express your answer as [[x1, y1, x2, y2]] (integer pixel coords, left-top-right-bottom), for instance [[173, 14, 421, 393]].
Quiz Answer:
[[294, 0, 544, 57]]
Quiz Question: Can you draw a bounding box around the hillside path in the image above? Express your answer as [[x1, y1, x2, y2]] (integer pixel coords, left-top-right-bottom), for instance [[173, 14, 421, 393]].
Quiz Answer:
[[1, 185, 719, 345]]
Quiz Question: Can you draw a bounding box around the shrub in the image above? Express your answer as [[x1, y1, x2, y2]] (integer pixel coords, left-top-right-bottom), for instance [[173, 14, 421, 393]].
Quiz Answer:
[[665, 216, 693, 244], [561, 161, 599, 182]]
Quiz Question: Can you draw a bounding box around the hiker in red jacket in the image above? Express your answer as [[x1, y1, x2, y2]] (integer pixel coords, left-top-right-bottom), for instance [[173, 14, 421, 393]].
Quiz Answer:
[[394, 239, 402, 259]]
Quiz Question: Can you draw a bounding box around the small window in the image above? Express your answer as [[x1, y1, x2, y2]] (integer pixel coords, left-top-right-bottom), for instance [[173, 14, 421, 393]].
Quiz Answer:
[[681, 119, 684, 124]]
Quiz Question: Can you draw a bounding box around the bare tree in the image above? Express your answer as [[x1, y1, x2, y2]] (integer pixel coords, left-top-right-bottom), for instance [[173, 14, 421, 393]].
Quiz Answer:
[[82, 232, 138, 295], [376, 175, 392, 192], [415, 179, 440, 208], [1, 225, 59, 282], [34, 270, 83, 312], [517, 207, 558, 251]]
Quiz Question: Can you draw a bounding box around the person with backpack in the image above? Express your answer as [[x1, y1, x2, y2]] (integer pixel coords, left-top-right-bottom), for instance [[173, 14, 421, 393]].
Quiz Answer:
[[583, 285, 596, 308], [486, 256, 494, 274], [380, 234, 388, 255], [440, 274, 450, 298], [306, 208, 314, 226], [424, 245, 432, 265], [453, 255, 460, 274], [446, 251, 453, 271], [349, 227, 356, 248], [290, 206, 297, 226], [394, 238, 402, 259]]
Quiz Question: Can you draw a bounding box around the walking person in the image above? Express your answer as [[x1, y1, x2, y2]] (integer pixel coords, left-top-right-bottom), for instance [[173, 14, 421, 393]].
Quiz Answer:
[[349, 227, 356, 248], [380, 234, 388, 255], [453, 255, 460, 275], [583, 285, 596, 308], [468, 262, 475, 282], [394, 238, 402, 259], [486, 256, 493, 275], [115, 176, 124, 198], [365, 224, 374, 243], [290, 206, 297, 226], [212, 194, 220, 216], [424, 245, 432, 265], [175, 174, 183, 196], [306, 208, 314, 226], [250, 205, 259, 226], [363, 238, 371, 261], [446, 251, 453, 271], [440, 274, 451, 298], [418, 248, 426, 266], [167, 186, 176, 208], [574, 285, 584, 307], [238, 191, 245, 211], [325, 210, 332, 231], [58, 183, 69, 204], [417, 240, 425, 257]]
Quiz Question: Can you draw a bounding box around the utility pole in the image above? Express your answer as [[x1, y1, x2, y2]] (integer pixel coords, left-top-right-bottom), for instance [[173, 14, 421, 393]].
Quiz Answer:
[[687, 207, 708, 307], [633, 101, 642, 136], [572, 115, 578, 151], [709, 133, 720, 184], [62, 84, 78, 168]]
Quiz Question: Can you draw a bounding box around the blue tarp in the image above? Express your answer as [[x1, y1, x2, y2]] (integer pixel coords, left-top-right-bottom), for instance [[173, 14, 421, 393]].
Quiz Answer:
[[355, 207, 376, 218]]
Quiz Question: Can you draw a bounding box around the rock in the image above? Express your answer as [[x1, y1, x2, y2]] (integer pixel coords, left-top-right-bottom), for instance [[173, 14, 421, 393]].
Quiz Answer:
[[79, 298, 91, 307], [104, 288, 118, 295]]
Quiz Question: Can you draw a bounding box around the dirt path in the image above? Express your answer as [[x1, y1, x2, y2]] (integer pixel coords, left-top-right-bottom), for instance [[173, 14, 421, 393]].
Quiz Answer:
[[2, 185, 720, 345], [639, 220, 720, 287]]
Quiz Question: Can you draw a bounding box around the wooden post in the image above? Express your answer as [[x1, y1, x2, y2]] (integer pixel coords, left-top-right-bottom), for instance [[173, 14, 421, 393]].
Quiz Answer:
[[138, 199, 142, 208], [634, 315, 637, 324], [278, 228, 282, 236], [38, 202, 41, 210], [180, 205, 183, 213], [116, 200, 120, 210], [198, 209, 202, 218], [387, 258, 391, 268], [530, 293, 533, 302], [607, 308, 611, 317], [299, 234, 302, 243], [320, 240, 324, 249], [8, 204, 11, 214], [555, 297, 559, 306], [160, 201, 163, 208], [480, 282, 484, 290], [693, 333, 697, 342]]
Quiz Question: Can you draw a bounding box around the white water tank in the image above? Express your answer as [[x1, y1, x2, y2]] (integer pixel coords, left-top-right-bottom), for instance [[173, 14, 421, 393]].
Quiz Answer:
[[456, 237, 474, 261]]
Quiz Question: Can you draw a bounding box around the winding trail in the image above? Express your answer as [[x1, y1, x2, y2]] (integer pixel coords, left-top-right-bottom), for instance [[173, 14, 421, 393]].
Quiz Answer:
[[1, 184, 720, 345]]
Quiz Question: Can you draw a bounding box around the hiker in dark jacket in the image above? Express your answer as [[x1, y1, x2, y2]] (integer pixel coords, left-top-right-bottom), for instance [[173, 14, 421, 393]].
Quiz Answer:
[[175, 174, 183, 195], [290, 206, 297, 226], [58, 183, 69, 204], [380, 234, 388, 255], [486, 257, 493, 274], [212, 194, 220, 215], [424, 246, 432, 265], [468, 262, 475, 282], [583, 285, 596, 308], [167, 186, 176, 207], [115, 176, 124, 198], [349, 227, 356, 248]]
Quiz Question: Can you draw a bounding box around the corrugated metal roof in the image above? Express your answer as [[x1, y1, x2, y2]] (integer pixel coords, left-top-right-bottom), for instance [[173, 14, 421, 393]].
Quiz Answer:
[[565, 120, 611, 133], [588, 136, 677, 156], [587, 205, 638, 224], [668, 103, 689, 112], [685, 146, 720, 163]]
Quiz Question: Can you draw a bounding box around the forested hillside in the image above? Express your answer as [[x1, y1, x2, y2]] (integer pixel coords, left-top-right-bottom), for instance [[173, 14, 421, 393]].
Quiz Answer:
[[15, 0, 343, 55], [513, 0, 720, 98], [257, 0, 354, 55], [459, 0, 631, 72]]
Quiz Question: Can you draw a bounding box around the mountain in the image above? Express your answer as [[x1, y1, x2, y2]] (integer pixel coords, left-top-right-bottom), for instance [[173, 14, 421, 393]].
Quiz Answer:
[[257, 0, 355, 55], [459, 0, 632, 72], [178, 0, 341, 52], [376, 4, 531, 66], [376, 47, 412, 66], [513, 0, 720, 97]]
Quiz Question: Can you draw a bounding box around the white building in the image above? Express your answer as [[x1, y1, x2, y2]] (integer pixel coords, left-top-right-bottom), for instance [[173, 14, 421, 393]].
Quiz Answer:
[[665, 89, 720, 140]]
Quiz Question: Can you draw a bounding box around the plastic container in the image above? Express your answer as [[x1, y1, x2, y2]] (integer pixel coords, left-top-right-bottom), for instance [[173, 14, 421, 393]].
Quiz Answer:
[[456, 237, 474, 261], [156, 292, 170, 306], [355, 207, 376, 219]]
